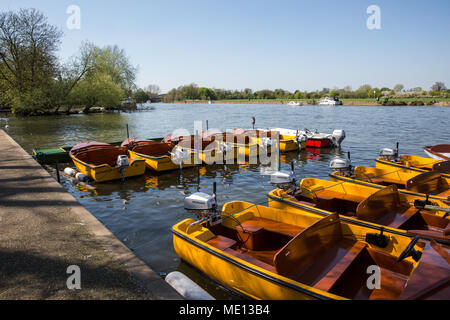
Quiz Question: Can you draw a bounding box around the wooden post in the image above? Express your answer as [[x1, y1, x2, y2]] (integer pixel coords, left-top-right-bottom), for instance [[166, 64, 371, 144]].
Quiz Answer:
[[55, 161, 61, 183]]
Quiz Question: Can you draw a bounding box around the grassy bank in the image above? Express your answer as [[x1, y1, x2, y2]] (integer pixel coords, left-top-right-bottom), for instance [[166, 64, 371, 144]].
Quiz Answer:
[[172, 98, 450, 106]]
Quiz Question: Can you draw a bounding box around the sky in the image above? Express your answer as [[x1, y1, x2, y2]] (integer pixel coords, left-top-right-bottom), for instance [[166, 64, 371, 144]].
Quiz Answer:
[[1, 0, 450, 93]]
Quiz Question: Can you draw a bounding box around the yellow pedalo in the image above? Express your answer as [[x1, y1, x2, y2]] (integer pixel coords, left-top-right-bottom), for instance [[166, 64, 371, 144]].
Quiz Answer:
[[172, 185, 450, 300]]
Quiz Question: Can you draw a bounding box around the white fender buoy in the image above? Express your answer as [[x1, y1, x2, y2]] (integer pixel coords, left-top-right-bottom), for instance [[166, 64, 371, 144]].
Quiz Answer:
[[165, 271, 215, 300], [64, 167, 76, 177], [75, 172, 89, 183]]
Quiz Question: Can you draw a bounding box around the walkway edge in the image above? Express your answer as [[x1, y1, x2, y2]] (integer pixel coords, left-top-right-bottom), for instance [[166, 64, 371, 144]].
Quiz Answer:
[[1, 130, 182, 300]]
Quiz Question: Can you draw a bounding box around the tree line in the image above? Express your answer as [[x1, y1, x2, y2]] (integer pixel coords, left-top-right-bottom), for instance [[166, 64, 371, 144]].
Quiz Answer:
[[0, 9, 137, 115], [162, 82, 449, 102]]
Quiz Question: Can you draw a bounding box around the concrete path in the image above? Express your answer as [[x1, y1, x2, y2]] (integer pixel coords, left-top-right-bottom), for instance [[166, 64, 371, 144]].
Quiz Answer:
[[0, 130, 181, 300]]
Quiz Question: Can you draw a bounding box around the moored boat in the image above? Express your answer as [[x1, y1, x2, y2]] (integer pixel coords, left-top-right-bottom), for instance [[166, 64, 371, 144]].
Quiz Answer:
[[268, 178, 450, 241], [270, 128, 346, 148], [329, 160, 450, 209], [375, 149, 450, 183], [425, 145, 450, 161], [173, 200, 450, 300], [287, 101, 302, 106], [122, 138, 194, 172], [69, 142, 146, 182]]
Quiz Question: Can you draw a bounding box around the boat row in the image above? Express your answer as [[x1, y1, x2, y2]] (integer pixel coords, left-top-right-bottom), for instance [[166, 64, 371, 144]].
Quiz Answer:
[[172, 144, 450, 300], [69, 127, 346, 182]]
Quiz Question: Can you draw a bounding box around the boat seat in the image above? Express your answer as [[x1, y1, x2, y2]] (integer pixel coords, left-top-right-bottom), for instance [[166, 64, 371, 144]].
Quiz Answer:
[[223, 248, 276, 273], [207, 235, 237, 251], [238, 218, 303, 238], [313, 241, 367, 292], [384, 207, 419, 229]]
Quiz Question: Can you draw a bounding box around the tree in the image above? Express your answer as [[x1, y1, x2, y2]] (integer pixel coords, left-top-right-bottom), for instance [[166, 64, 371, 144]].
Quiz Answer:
[[431, 82, 446, 92], [393, 84, 404, 92], [0, 8, 63, 114], [134, 89, 150, 104], [69, 73, 123, 113], [145, 84, 161, 98], [198, 87, 215, 100], [329, 89, 340, 97], [354, 84, 372, 98]]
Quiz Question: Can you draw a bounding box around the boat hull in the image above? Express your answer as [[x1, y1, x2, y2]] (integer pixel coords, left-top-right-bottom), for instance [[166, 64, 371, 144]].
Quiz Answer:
[[329, 173, 450, 210], [375, 157, 450, 183], [128, 150, 194, 171], [70, 153, 146, 182]]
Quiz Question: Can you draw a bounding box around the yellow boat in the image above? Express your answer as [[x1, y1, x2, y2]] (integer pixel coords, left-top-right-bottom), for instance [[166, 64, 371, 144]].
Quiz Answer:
[[174, 136, 222, 165], [268, 178, 450, 241], [330, 165, 450, 209], [172, 201, 450, 300], [239, 129, 302, 153], [375, 154, 450, 182], [122, 138, 194, 172], [69, 142, 146, 182]]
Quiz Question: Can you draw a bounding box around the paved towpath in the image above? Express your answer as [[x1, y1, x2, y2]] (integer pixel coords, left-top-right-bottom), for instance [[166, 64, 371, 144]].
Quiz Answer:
[[0, 129, 181, 299]]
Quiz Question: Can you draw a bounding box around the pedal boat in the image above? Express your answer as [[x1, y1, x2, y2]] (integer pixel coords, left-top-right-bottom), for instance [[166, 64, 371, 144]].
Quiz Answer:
[[174, 136, 222, 165], [122, 138, 194, 172], [238, 129, 299, 153], [268, 178, 450, 241], [330, 166, 450, 209], [425, 145, 450, 161], [206, 130, 260, 159], [172, 201, 450, 300], [375, 155, 450, 182], [69, 142, 146, 182]]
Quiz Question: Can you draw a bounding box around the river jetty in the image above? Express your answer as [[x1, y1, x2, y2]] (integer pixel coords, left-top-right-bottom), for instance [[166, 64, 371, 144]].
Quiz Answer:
[[0, 129, 181, 299]]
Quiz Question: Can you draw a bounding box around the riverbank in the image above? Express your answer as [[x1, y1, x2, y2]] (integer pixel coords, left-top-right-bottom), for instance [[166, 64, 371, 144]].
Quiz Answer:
[[0, 129, 181, 300], [172, 99, 450, 106]]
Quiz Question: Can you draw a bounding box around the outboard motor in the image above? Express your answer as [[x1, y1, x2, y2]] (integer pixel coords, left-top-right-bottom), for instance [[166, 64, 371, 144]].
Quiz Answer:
[[331, 130, 346, 147], [270, 162, 297, 191], [379, 143, 399, 161], [295, 131, 308, 149], [116, 155, 130, 181], [260, 137, 273, 152], [184, 182, 220, 226], [330, 157, 353, 177], [170, 147, 191, 167]]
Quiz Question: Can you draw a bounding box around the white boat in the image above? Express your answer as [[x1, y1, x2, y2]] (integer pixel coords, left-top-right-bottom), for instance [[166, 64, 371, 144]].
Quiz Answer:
[[318, 97, 342, 106], [269, 128, 346, 148], [287, 101, 302, 106], [424, 145, 450, 161]]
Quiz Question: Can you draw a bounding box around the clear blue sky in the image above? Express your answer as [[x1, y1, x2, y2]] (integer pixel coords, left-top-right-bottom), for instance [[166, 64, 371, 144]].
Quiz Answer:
[[1, 0, 450, 93]]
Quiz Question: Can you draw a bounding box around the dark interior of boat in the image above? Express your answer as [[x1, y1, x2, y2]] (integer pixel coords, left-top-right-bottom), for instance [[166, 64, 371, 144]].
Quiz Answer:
[[209, 133, 251, 145], [72, 146, 128, 167], [205, 213, 418, 299], [291, 187, 449, 239], [131, 141, 175, 157], [176, 136, 218, 151]]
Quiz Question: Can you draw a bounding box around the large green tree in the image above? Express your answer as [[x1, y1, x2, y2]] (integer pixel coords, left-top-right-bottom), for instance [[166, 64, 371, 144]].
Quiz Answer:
[[0, 8, 63, 114]]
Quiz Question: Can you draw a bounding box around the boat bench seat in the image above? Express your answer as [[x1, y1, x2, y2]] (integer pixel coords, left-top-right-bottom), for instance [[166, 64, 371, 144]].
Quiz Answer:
[[207, 235, 237, 250], [313, 241, 367, 292], [223, 248, 276, 273], [238, 218, 303, 238]]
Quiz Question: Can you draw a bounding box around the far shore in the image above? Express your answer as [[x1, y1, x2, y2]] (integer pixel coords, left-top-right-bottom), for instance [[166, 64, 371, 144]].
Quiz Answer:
[[170, 99, 450, 107]]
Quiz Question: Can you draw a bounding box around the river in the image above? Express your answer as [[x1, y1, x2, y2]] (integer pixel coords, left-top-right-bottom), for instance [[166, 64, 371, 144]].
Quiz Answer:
[[3, 103, 449, 298]]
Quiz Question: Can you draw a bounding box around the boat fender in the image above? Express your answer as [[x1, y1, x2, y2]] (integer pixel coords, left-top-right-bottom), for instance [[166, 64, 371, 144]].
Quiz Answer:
[[75, 173, 89, 183], [165, 271, 215, 300], [64, 167, 76, 177]]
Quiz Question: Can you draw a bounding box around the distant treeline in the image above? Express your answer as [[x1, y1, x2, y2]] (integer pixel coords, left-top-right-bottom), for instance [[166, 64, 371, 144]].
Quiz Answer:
[[161, 83, 449, 102]]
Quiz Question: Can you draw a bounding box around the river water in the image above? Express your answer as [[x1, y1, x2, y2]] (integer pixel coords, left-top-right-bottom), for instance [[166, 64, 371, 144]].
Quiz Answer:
[[3, 103, 449, 298]]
